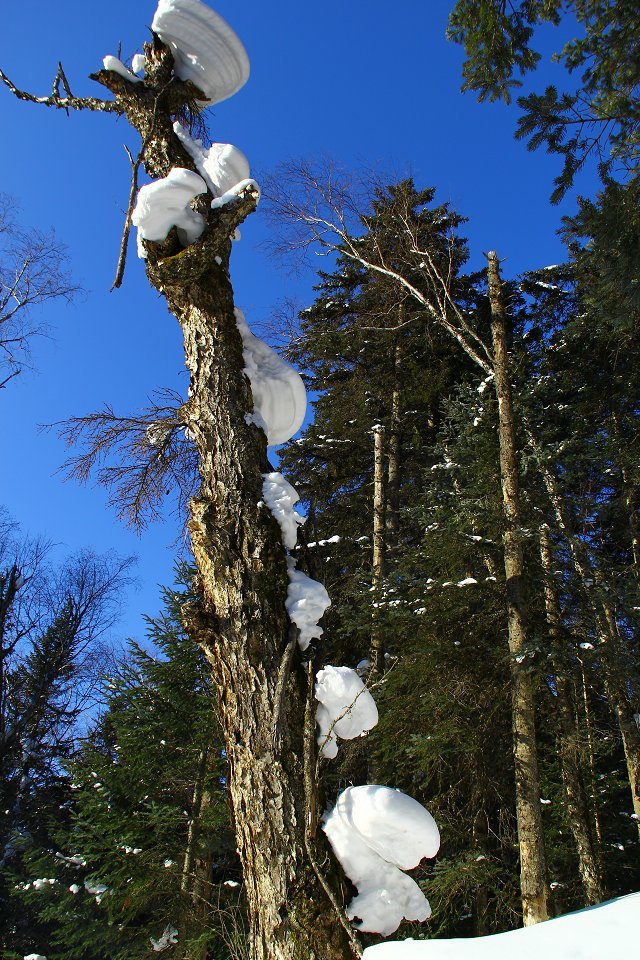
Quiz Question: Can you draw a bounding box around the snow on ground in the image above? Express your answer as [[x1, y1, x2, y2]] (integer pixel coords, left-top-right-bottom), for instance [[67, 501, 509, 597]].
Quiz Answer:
[[262, 472, 304, 550], [235, 308, 306, 446], [315, 665, 378, 759], [285, 558, 330, 651], [152, 0, 249, 104], [323, 785, 440, 935], [362, 891, 640, 959], [174, 122, 251, 197], [132, 168, 207, 256]]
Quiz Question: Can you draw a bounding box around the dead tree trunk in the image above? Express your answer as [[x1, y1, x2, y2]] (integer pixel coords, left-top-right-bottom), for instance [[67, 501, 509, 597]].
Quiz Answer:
[[487, 251, 549, 925], [539, 525, 607, 904], [53, 43, 357, 960]]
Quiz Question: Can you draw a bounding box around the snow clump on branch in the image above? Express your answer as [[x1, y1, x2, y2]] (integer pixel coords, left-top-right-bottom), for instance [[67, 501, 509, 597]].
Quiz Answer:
[[132, 168, 207, 257], [174, 122, 252, 198], [235, 308, 306, 446], [262, 472, 305, 550], [323, 785, 440, 936], [285, 559, 331, 651], [315, 665, 378, 759], [152, 0, 249, 104]]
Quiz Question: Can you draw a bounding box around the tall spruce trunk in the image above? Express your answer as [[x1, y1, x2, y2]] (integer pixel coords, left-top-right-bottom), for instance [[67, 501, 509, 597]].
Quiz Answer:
[[539, 526, 607, 904], [370, 424, 387, 676], [487, 252, 548, 925], [94, 46, 356, 960]]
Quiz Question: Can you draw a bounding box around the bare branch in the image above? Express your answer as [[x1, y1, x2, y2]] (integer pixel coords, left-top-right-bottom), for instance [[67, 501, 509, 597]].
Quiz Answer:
[[0, 65, 122, 114]]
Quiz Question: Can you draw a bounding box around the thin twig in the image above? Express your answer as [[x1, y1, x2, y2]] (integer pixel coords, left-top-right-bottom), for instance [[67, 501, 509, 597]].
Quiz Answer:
[[0, 66, 121, 114]]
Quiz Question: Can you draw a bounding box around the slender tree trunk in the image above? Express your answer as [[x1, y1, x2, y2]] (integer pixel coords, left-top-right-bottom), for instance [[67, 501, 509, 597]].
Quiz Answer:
[[94, 51, 356, 960], [370, 424, 387, 676], [385, 318, 404, 548], [487, 251, 548, 925], [577, 656, 603, 845], [539, 525, 607, 904], [525, 423, 640, 833]]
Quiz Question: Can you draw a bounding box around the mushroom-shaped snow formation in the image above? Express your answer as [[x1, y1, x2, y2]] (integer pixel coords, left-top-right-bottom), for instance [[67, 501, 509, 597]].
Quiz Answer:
[[132, 168, 207, 256], [235, 309, 307, 446], [315, 666, 379, 759], [174, 123, 251, 197], [152, 0, 250, 104], [323, 785, 440, 936], [262, 472, 304, 550]]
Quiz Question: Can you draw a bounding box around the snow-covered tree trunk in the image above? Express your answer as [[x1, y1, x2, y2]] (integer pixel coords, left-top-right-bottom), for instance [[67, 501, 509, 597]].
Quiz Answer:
[[487, 251, 549, 925], [90, 41, 355, 960]]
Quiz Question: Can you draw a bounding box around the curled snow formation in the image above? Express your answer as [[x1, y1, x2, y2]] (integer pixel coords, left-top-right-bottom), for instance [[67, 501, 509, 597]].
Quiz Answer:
[[262, 472, 305, 550], [174, 123, 251, 198], [361, 890, 640, 959], [286, 559, 330, 651], [132, 168, 207, 257], [315, 666, 378, 759], [235, 309, 307, 446], [152, 0, 249, 104], [323, 785, 440, 936]]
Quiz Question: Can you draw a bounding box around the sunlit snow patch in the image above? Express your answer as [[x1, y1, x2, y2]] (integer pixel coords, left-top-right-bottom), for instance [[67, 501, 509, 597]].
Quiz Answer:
[[315, 665, 378, 759], [361, 890, 640, 959], [235, 309, 307, 446], [174, 122, 251, 198], [323, 785, 440, 936], [150, 924, 179, 952], [132, 168, 207, 257], [152, 0, 249, 104]]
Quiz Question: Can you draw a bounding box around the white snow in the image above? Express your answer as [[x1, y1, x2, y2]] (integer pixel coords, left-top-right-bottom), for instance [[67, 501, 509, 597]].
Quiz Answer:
[[457, 578, 478, 587], [24, 955, 47, 960], [102, 55, 143, 83], [315, 666, 378, 759], [150, 924, 179, 952], [235, 309, 307, 446], [132, 168, 207, 256], [69, 884, 81, 894], [361, 891, 640, 959], [173, 122, 251, 197], [323, 785, 440, 936], [210, 178, 260, 210], [152, 0, 249, 104], [31, 878, 57, 890], [285, 558, 330, 651], [131, 53, 146, 74], [262, 472, 305, 550]]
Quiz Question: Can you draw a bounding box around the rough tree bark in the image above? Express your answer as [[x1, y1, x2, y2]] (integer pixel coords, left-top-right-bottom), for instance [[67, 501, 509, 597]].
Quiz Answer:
[[3, 36, 358, 960], [487, 251, 549, 925]]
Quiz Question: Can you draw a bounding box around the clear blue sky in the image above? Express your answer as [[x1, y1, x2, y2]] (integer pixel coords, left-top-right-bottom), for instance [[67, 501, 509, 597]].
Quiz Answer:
[[0, 1, 595, 648]]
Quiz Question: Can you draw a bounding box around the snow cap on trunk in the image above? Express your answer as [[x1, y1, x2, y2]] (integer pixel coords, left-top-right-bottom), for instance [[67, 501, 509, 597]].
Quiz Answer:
[[152, 0, 249, 104], [323, 785, 440, 935], [132, 168, 207, 256], [235, 309, 307, 446], [315, 665, 378, 759]]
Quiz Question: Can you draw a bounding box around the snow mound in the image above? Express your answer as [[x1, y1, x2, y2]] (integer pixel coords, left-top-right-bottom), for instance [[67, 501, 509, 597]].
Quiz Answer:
[[361, 890, 640, 959], [103, 55, 142, 83], [262, 472, 304, 550], [285, 558, 330, 651], [235, 309, 307, 446], [315, 665, 378, 759], [132, 168, 207, 256], [152, 0, 249, 104], [323, 785, 440, 936], [174, 123, 251, 197]]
